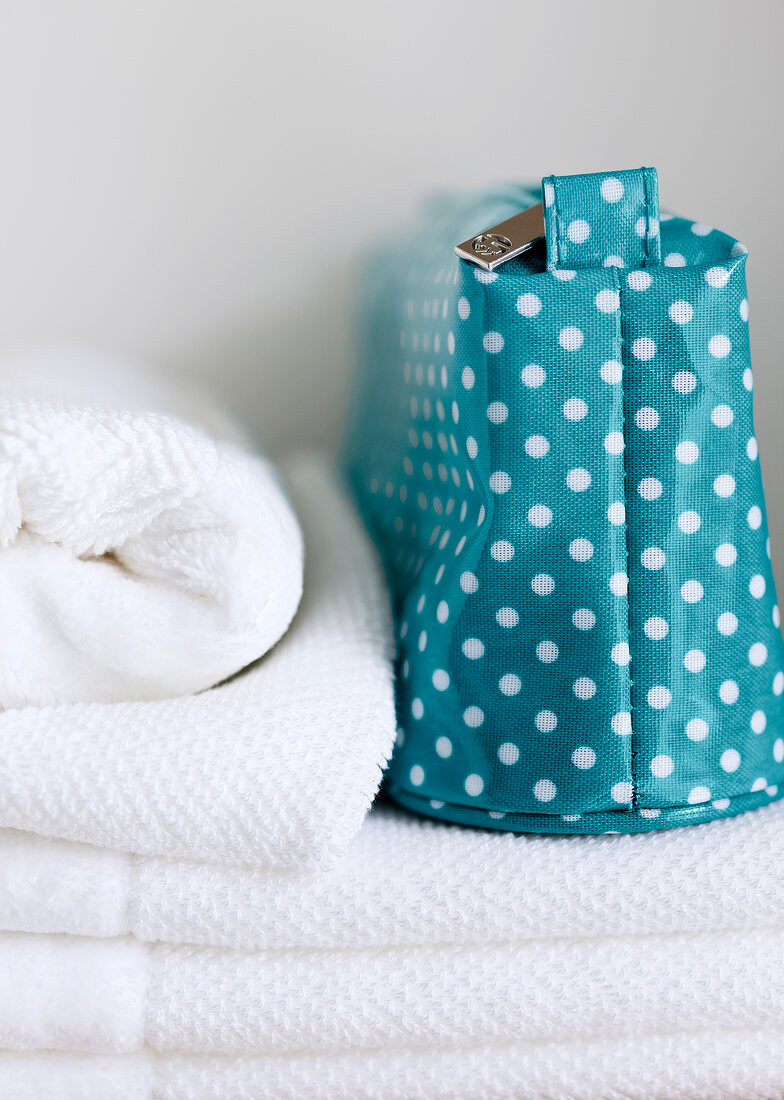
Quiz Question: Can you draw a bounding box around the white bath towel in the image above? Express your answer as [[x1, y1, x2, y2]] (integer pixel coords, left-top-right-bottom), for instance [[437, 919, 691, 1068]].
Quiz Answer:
[[0, 454, 397, 868], [1, 798, 782, 948], [0, 927, 782, 1057], [0, 1030, 782, 1100], [0, 348, 303, 708], [0, 800, 782, 1089]]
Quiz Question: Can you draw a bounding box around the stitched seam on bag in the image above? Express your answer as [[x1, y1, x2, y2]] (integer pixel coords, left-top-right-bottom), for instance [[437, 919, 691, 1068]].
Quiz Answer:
[[550, 177, 562, 269], [386, 777, 784, 826], [475, 263, 497, 582], [632, 169, 650, 808], [641, 168, 651, 268], [617, 275, 638, 809]]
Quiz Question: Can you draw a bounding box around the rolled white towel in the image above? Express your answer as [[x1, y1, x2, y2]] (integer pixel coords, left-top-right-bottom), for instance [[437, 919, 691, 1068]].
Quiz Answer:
[[0, 348, 303, 708]]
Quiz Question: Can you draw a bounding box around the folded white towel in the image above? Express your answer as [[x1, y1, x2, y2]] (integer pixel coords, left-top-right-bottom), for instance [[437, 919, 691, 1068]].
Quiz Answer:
[[1, 927, 782, 1057], [1, 798, 783, 947], [1, 1031, 782, 1100], [0, 454, 396, 867], [0, 349, 303, 707]]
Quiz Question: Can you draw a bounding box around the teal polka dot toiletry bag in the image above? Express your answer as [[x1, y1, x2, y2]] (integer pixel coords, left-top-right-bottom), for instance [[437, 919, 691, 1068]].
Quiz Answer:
[[345, 167, 784, 834]]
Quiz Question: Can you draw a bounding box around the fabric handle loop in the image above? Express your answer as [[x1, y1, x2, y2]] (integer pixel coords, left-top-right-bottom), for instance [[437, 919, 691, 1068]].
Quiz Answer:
[[542, 168, 661, 271]]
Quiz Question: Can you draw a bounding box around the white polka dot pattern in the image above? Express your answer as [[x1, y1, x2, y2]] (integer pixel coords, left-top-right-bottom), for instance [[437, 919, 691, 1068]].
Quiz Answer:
[[346, 167, 784, 835]]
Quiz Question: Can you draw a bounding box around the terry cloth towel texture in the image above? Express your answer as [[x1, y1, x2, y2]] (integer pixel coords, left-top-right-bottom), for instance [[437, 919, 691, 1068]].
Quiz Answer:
[[0, 450, 397, 870], [0, 348, 304, 708], [0, 1034, 783, 1100], [0, 801, 782, 1096], [0, 798, 782, 947]]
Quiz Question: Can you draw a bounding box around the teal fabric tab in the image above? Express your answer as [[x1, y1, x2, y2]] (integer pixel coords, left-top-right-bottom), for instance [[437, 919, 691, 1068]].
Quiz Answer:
[[543, 168, 661, 271]]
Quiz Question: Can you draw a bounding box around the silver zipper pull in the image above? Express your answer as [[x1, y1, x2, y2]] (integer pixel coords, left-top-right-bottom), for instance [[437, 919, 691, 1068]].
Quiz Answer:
[[455, 202, 545, 271]]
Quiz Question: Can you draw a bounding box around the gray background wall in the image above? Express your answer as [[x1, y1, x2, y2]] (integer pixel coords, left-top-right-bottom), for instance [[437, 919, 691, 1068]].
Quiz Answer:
[[1, 0, 782, 574]]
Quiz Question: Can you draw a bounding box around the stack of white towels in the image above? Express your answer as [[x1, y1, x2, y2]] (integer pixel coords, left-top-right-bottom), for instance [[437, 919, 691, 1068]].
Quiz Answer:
[[0, 356, 782, 1100]]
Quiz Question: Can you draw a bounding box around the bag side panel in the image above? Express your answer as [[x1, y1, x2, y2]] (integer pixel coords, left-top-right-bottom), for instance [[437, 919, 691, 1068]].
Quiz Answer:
[[400, 262, 635, 818], [351, 247, 637, 820], [621, 247, 784, 811]]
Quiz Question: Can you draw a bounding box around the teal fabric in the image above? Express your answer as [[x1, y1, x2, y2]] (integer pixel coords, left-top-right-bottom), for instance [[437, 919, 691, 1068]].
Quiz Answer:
[[345, 167, 784, 833], [543, 168, 661, 270]]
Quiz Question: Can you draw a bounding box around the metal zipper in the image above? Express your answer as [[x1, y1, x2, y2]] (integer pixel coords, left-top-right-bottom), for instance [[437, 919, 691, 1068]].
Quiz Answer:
[[455, 203, 545, 272]]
